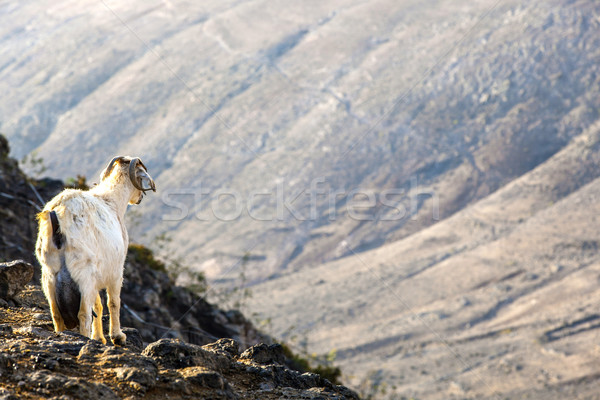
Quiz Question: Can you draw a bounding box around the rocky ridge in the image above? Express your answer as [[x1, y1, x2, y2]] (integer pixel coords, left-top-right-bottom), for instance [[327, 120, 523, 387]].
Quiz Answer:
[[0, 135, 62, 277], [0, 268, 355, 399]]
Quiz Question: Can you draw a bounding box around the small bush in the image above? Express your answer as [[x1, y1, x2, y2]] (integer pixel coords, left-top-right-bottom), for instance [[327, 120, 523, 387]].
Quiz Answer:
[[311, 364, 343, 384], [127, 244, 167, 273], [64, 175, 90, 190], [280, 343, 342, 385]]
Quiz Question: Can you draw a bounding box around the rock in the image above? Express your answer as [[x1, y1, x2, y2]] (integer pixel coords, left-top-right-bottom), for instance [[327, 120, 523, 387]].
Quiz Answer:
[[181, 366, 239, 399], [142, 338, 229, 372], [182, 367, 228, 389], [300, 372, 328, 388], [114, 365, 158, 390], [46, 333, 89, 356], [99, 346, 158, 374], [240, 343, 286, 365], [33, 312, 49, 321], [333, 385, 360, 400], [304, 387, 359, 400], [0, 354, 15, 377], [0, 324, 13, 335], [15, 326, 53, 338], [156, 372, 192, 395], [0, 260, 34, 300], [27, 370, 118, 399], [122, 327, 144, 353], [203, 338, 240, 358], [258, 365, 327, 389], [77, 341, 105, 361], [0, 136, 9, 158], [0, 389, 18, 400]]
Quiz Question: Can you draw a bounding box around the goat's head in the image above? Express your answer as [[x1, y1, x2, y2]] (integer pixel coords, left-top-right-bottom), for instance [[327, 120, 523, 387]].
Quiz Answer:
[[100, 156, 156, 204]]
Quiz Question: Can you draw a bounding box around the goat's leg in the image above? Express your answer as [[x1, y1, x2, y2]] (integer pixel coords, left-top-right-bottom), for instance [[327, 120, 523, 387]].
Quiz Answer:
[[77, 290, 95, 339], [107, 282, 126, 346], [41, 273, 66, 332], [92, 294, 106, 344], [49, 295, 67, 332]]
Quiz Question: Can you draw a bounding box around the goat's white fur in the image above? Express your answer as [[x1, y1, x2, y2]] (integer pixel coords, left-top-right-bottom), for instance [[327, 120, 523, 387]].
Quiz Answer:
[[36, 157, 154, 345]]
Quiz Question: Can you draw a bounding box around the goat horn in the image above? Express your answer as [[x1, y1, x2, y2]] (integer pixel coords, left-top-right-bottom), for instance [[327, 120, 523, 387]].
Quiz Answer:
[[102, 156, 126, 181], [128, 158, 145, 191], [128, 157, 155, 192]]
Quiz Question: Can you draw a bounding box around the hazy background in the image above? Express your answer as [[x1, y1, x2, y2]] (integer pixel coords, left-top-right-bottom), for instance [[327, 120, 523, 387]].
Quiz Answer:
[[2, 0, 600, 398]]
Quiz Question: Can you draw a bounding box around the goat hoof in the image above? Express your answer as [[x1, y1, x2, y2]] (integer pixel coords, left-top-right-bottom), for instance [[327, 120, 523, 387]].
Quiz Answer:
[[94, 336, 107, 345], [111, 333, 127, 346]]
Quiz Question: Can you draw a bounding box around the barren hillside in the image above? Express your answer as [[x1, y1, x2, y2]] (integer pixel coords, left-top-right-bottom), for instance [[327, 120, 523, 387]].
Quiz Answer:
[[2, 0, 598, 282], [2, 0, 600, 397], [248, 122, 600, 398]]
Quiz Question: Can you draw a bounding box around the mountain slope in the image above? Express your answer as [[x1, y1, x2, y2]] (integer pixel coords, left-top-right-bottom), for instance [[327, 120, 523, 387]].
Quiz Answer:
[[2, 0, 599, 284], [247, 122, 600, 398]]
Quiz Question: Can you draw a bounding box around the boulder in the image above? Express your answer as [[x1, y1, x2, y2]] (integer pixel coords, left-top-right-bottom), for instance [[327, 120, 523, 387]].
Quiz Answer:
[[202, 338, 240, 358], [240, 343, 286, 365], [142, 338, 230, 372], [0, 260, 34, 300], [27, 370, 118, 399]]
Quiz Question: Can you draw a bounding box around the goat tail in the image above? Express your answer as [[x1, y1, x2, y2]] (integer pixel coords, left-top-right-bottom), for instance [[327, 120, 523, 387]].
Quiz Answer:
[[36, 210, 53, 249], [36, 210, 56, 268], [36, 209, 64, 249]]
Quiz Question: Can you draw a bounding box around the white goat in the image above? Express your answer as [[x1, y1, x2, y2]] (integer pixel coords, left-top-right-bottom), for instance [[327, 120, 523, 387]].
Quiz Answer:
[[35, 156, 155, 345]]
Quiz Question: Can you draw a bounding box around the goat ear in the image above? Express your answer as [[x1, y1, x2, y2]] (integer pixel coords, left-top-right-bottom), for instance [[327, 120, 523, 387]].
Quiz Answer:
[[101, 156, 126, 181]]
